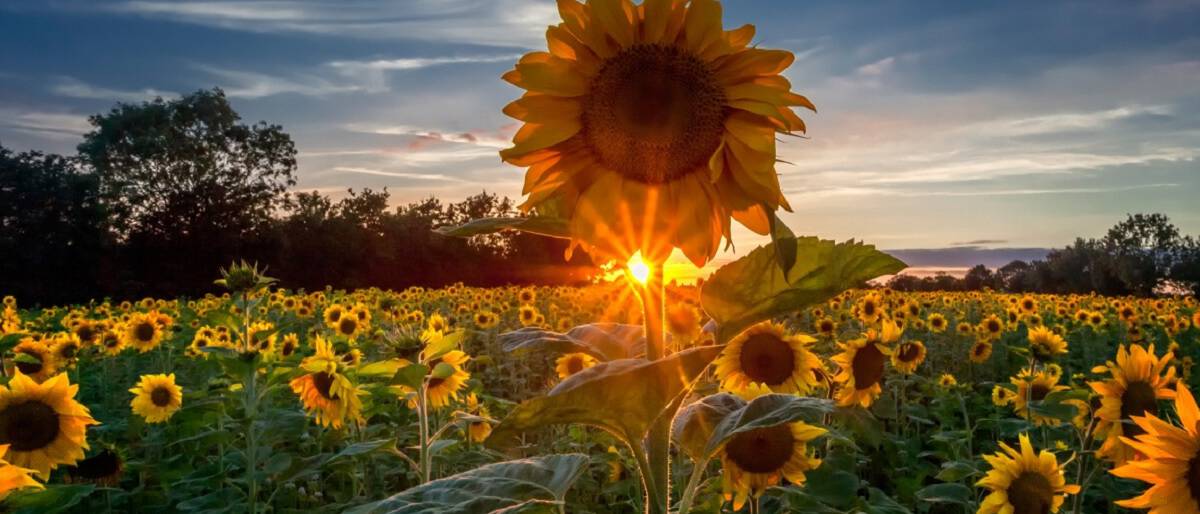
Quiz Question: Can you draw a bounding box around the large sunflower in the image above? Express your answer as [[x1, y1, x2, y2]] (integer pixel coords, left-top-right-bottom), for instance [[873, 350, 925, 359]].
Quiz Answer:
[[289, 337, 363, 429], [0, 444, 42, 501], [716, 322, 823, 396], [500, 0, 812, 265], [1090, 344, 1176, 464], [129, 374, 183, 424], [977, 434, 1079, 514], [0, 372, 99, 478], [1111, 382, 1200, 513], [719, 417, 825, 510]]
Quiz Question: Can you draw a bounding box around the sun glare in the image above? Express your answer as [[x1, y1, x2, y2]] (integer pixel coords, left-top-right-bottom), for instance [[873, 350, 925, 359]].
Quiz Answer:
[[627, 254, 651, 284]]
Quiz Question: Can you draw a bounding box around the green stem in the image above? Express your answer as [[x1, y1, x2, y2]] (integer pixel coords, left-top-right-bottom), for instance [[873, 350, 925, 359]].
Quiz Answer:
[[639, 261, 670, 514], [676, 458, 707, 514]]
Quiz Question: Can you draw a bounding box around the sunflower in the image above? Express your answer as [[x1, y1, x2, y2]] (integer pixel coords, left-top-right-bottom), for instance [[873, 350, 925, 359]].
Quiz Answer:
[[323, 304, 346, 327], [278, 333, 299, 359], [815, 317, 837, 337], [556, 352, 600, 379], [891, 340, 926, 375], [289, 338, 364, 429], [720, 417, 825, 510], [98, 329, 124, 356], [500, 0, 812, 265], [978, 314, 1005, 341], [64, 449, 124, 487], [0, 444, 42, 501], [122, 312, 165, 353], [9, 339, 56, 383], [473, 310, 500, 329], [716, 322, 823, 396], [857, 292, 883, 325], [464, 393, 493, 444], [0, 372, 99, 478], [1027, 325, 1068, 361], [977, 434, 1079, 514], [928, 313, 948, 333], [832, 329, 895, 408], [518, 305, 540, 327], [1010, 367, 1070, 426], [1090, 344, 1176, 464], [969, 340, 994, 364], [425, 350, 472, 409], [129, 374, 183, 424], [1111, 382, 1200, 513], [938, 374, 958, 387]]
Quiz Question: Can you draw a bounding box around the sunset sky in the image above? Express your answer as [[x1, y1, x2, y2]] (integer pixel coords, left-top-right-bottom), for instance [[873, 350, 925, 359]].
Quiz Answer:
[[2, 0, 1198, 274]]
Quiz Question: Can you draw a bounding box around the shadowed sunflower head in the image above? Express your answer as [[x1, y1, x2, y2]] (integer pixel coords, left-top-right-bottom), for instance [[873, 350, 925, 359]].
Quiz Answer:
[[720, 419, 825, 510], [976, 434, 1079, 514], [715, 322, 822, 396], [500, 0, 813, 266], [555, 352, 599, 379], [1090, 343, 1176, 464], [1112, 381, 1200, 513]]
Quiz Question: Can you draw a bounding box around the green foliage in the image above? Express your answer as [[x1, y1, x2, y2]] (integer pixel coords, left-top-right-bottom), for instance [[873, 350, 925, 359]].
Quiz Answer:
[[701, 237, 906, 342], [499, 323, 646, 361]]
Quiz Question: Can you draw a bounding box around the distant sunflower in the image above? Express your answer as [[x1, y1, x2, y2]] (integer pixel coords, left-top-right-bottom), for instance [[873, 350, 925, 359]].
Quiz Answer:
[[98, 330, 124, 356], [1028, 326, 1068, 361], [1010, 367, 1070, 426], [719, 419, 825, 511], [0, 372, 99, 478], [978, 314, 1004, 341], [518, 305, 540, 327], [969, 341, 994, 364], [1090, 344, 1176, 464], [1111, 382, 1200, 513], [10, 339, 56, 383], [425, 350, 471, 409], [0, 444, 42, 501], [556, 352, 600, 379], [976, 434, 1079, 514], [64, 449, 124, 487], [891, 340, 926, 375], [716, 322, 823, 395], [323, 304, 346, 327], [473, 311, 499, 329], [500, 0, 813, 265], [122, 312, 165, 353], [464, 393, 493, 444], [129, 374, 183, 424], [832, 329, 894, 408], [278, 333, 299, 358], [815, 317, 837, 337], [938, 374, 958, 388], [857, 292, 883, 325]]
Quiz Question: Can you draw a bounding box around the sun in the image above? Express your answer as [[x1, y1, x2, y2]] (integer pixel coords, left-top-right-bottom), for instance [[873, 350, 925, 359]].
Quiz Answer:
[[627, 253, 652, 284]]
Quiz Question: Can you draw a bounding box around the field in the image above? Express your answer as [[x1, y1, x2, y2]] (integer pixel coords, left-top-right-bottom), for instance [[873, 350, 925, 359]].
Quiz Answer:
[[2, 270, 1198, 513]]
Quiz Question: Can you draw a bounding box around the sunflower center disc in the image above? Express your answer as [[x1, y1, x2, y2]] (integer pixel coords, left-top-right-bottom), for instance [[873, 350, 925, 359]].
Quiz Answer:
[[725, 424, 795, 474], [73, 450, 122, 480], [739, 333, 796, 386], [151, 387, 173, 407], [313, 372, 337, 400], [582, 44, 726, 184], [898, 343, 921, 362], [15, 353, 43, 375], [1030, 383, 1050, 402], [852, 344, 885, 390], [0, 400, 61, 452], [339, 318, 357, 335], [135, 322, 155, 342], [1120, 380, 1158, 438], [567, 357, 584, 375], [1008, 471, 1054, 514]]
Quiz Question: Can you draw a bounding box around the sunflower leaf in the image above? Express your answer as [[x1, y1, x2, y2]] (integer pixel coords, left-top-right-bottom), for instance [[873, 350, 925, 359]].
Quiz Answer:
[[435, 216, 571, 240], [485, 346, 723, 451], [768, 210, 797, 274], [701, 394, 833, 457], [2, 484, 96, 514], [672, 393, 746, 461], [392, 364, 430, 389], [701, 237, 906, 343], [499, 323, 646, 361], [346, 454, 589, 514]]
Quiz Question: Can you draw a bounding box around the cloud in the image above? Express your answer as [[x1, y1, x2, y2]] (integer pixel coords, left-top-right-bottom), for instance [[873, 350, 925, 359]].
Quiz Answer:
[[784, 182, 1181, 199], [51, 77, 177, 102], [969, 104, 1173, 137], [0, 110, 91, 139], [327, 54, 521, 92], [951, 239, 1008, 246], [109, 0, 558, 47], [331, 166, 464, 182], [196, 65, 362, 98], [341, 123, 510, 149]]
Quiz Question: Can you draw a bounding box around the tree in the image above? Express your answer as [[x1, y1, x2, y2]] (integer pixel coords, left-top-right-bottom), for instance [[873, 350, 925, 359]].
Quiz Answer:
[[77, 88, 296, 296], [0, 144, 111, 304], [1102, 213, 1185, 296]]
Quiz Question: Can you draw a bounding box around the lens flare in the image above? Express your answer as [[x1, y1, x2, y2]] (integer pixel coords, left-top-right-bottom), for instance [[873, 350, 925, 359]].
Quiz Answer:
[[627, 254, 652, 284]]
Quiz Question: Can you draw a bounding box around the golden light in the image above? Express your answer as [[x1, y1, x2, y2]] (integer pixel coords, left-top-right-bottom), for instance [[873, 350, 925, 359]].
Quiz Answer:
[[627, 253, 652, 285]]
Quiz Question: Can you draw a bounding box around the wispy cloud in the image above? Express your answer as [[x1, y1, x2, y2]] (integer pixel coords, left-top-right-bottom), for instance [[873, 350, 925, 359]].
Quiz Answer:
[[51, 76, 177, 102], [0, 110, 91, 139], [341, 123, 510, 149], [196, 65, 362, 98], [332, 166, 464, 182], [327, 54, 521, 92], [784, 182, 1181, 199], [969, 105, 1173, 137], [109, 0, 557, 47]]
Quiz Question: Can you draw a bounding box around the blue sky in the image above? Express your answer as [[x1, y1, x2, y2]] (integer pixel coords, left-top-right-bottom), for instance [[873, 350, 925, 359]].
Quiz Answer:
[[2, 0, 1198, 270]]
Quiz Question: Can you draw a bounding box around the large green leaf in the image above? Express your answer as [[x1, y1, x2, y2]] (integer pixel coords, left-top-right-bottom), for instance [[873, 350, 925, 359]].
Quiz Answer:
[[2, 484, 95, 514], [346, 454, 589, 514], [486, 346, 723, 451], [701, 394, 833, 457], [499, 323, 646, 361], [701, 237, 906, 342], [672, 393, 745, 461], [435, 216, 570, 240]]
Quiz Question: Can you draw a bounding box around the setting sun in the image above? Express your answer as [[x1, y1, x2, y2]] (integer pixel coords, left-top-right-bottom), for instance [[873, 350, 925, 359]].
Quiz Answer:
[[627, 253, 652, 284]]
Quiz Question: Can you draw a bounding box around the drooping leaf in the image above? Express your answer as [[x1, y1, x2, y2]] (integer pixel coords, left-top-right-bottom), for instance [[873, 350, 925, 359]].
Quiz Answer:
[[915, 483, 974, 506], [346, 454, 589, 514], [768, 210, 797, 273], [486, 346, 723, 451], [499, 323, 646, 361], [392, 364, 430, 390], [3, 484, 95, 514], [702, 394, 833, 457], [357, 358, 409, 378], [672, 393, 745, 461], [701, 237, 906, 343], [435, 216, 570, 240]]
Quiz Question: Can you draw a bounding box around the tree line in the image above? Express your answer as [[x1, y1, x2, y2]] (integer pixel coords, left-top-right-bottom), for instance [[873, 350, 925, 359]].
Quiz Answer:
[[1, 89, 592, 305], [886, 213, 1200, 296]]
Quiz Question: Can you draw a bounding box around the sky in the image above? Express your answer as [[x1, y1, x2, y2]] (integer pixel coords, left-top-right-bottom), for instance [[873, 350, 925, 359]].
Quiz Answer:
[[2, 0, 1198, 276]]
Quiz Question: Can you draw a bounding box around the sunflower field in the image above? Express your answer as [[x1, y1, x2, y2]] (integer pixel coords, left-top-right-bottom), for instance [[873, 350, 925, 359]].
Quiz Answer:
[[4, 1, 1198, 514]]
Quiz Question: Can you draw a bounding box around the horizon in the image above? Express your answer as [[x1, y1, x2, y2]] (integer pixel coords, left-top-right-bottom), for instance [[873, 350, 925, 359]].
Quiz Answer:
[[2, 0, 1198, 272]]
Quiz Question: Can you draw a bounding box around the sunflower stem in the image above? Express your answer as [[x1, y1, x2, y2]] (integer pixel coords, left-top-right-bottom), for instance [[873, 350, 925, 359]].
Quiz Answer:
[[638, 261, 671, 514], [676, 458, 707, 514]]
